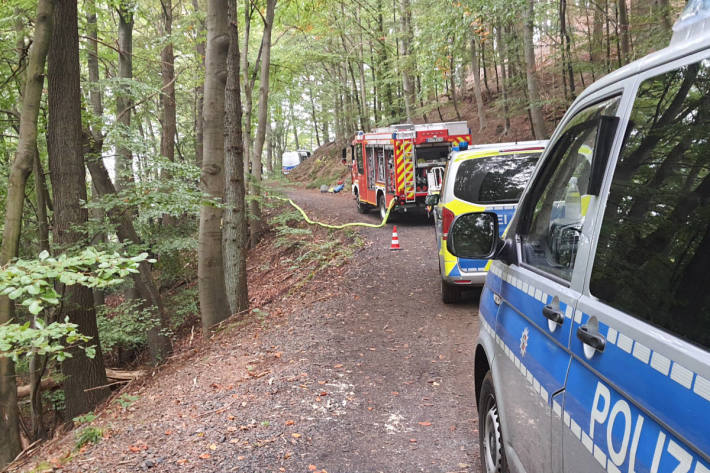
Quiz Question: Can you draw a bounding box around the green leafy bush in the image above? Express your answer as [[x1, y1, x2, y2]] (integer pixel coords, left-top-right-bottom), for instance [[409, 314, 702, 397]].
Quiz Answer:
[[97, 300, 158, 354]]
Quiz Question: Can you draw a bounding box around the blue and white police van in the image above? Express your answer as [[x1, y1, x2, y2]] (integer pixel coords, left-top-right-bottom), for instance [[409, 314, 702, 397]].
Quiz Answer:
[[446, 2, 710, 472]]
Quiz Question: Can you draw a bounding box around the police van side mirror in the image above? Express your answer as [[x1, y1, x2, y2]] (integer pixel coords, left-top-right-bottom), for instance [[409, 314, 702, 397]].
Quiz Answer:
[[424, 194, 439, 206], [447, 212, 501, 259]]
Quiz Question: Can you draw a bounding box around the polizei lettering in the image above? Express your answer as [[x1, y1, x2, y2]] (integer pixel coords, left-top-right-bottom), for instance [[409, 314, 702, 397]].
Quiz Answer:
[[588, 382, 708, 473]]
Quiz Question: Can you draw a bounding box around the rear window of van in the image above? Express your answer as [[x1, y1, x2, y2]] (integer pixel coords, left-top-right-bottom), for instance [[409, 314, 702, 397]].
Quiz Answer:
[[453, 154, 539, 204]]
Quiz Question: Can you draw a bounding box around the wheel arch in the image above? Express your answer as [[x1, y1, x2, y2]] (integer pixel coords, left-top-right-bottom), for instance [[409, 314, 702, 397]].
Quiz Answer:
[[474, 343, 491, 412]]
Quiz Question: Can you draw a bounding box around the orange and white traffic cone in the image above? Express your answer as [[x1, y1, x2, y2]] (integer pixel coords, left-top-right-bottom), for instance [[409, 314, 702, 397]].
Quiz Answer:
[[390, 226, 401, 250]]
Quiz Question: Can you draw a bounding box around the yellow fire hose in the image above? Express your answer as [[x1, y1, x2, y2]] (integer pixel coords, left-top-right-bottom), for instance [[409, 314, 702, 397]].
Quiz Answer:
[[270, 195, 396, 229]]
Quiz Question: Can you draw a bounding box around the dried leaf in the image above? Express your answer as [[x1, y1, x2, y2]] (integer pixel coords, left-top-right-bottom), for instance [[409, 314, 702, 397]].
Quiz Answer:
[[285, 419, 295, 426], [308, 465, 317, 471], [199, 453, 211, 459], [418, 422, 432, 426], [291, 433, 302, 438]]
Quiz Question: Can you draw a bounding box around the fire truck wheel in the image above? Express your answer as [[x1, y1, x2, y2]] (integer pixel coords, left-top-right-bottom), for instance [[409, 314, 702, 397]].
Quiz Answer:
[[441, 279, 461, 304], [356, 197, 369, 214], [378, 194, 387, 220]]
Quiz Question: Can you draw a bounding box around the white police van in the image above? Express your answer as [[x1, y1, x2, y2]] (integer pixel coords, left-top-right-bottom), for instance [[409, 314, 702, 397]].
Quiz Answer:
[[446, 2, 710, 472]]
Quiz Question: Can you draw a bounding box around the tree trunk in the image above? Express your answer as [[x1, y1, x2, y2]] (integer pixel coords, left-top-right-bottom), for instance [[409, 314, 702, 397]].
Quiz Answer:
[[266, 121, 273, 174], [523, 0, 547, 139], [617, 0, 631, 64], [192, 0, 205, 168], [48, 0, 109, 420], [249, 0, 277, 247], [399, 0, 414, 122], [241, 0, 254, 179], [116, 5, 134, 189], [448, 45, 461, 121], [309, 80, 320, 147], [0, 0, 53, 466], [376, 0, 393, 121], [160, 0, 177, 226], [559, 0, 576, 99], [33, 149, 50, 252], [655, 0, 672, 32], [199, 0, 230, 331], [86, 0, 105, 309], [470, 35, 486, 131], [591, 0, 604, 65], [496, 22, 510, 135], [223, 0, 249, 315]]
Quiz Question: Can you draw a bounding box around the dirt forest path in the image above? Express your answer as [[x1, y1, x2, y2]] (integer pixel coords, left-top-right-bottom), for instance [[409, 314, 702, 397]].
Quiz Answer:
[[18, 188, 481, 473]]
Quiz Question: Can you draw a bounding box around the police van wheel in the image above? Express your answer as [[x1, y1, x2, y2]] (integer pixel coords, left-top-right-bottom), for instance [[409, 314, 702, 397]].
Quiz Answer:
[[441, 280, 461, 304], [479, 372, 508, 473]]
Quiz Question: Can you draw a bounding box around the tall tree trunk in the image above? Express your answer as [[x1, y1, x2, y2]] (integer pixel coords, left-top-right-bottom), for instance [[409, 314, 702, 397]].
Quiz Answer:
[[116, 5, 134, 189], [241, 0, 254, 178], [617, 0, 631, 64], [398, 0, 414, 122], [559, 0, 575, 99], [591, 0, 604, 65], [289, 91, 300, 148], [223, 0, 249, 315], [192, 0, 205, 168], [160, 0, 177, 223], [0, 0, 53, 466], [309, 80, 320, 147], [496, 22, 510, 135], [249, 0, 277, 247], [655, 0, 672, 32], [86, 0, 104, 309], [448, 45, 461, 121], [199, 0, 230, 331], [265, 121, 273, 174], [48, 0, 109, 419], [376, 0, 393, 121], [33, 150, 50, 252], [523, 0, 547, 139], [470, 35, 486, 131]]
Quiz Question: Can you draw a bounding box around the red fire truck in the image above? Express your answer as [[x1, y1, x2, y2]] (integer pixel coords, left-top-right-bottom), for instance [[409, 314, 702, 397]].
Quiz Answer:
[[346, 122, 471, 219]]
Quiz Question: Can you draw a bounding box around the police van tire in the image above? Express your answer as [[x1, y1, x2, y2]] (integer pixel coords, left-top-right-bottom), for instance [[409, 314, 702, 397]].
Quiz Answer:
[[479, 372, 508, 473], [441, 280, 461, 304]]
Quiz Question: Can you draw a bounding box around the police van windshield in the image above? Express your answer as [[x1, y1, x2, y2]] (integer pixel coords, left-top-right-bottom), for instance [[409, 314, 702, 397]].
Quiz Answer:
[[453, 154, 539, 204]]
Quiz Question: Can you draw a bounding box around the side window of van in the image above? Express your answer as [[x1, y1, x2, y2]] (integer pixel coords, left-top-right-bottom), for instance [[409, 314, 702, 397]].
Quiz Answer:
[[520, 97, 620, 281], [591, 61, 710, 350]]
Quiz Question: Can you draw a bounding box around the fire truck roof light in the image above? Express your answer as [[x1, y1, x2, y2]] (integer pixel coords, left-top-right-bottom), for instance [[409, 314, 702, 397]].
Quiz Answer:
[[671, 0, 710, 45]]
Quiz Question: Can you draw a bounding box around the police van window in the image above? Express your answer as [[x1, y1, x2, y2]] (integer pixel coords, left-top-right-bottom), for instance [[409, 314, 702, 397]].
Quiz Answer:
[[453, 154, 539, 204], [590, 61, 710, 350], [521, 96, 620, 281], [355, 144, 364, 174]]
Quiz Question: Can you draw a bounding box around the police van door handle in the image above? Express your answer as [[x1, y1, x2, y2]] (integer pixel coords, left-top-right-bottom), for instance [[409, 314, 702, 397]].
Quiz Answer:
[[577, 325, 606, 353], [542, 305, 564, 325]]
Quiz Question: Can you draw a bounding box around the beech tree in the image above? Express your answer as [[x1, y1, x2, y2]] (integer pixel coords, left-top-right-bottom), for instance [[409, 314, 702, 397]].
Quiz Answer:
[[0, 0, 54, 465], [198, 0, 230, 330], [48, 0, 109, 419]]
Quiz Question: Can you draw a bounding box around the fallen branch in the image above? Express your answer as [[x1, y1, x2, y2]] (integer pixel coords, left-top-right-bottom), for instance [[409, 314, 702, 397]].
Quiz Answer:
[[106, 368, 145, 380], [16, 378, 59, 399]]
